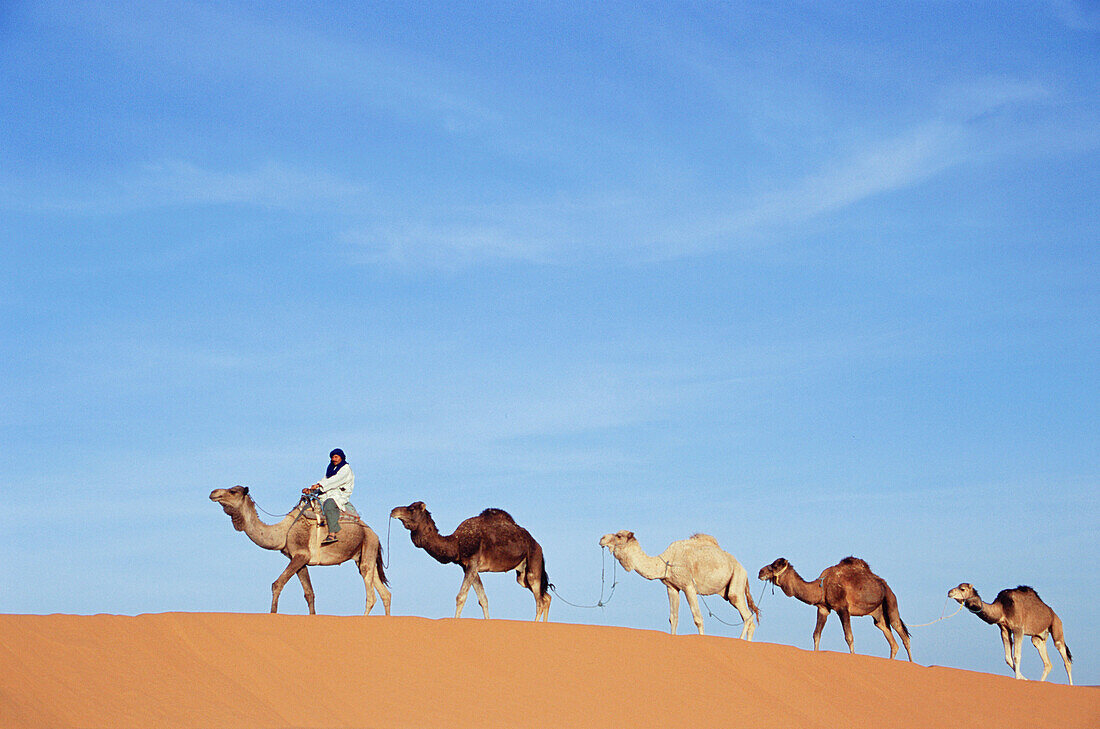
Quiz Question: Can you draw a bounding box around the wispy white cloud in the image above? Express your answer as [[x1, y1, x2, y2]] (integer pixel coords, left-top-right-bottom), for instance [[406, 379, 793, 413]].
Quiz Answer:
[[341, 220, 553, 269], [637, 77, 1082, 260], [8, 3, 1095, 272], [341, 71, 1088, 267], [937, 76, 1053, 121], [733, 121, 963, 226]]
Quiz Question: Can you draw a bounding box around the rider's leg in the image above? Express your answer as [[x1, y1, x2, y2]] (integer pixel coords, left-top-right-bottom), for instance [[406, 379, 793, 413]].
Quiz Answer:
[[322, 498, 342, 541]]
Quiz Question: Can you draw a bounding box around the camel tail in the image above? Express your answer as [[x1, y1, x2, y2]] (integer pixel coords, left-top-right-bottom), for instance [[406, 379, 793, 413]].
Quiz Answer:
[[885, 586, 909, 639], [725, 577, 760, 621], [1052, 615, 1072, 661], [540, 547, 553, 595], [745, 582, 761, 621], [375, 544, 389, 586], [532, 542, 553, 594]]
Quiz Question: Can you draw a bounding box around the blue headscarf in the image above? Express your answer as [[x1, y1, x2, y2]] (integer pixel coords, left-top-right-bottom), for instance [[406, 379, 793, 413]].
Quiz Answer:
[[326, 448, 348, 478]]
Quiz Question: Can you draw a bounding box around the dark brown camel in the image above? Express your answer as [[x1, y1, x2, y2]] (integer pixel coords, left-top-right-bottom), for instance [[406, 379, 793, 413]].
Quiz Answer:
[[758, 556, 912, 660], [949, 582, 1073, 684], [210, 486, 391, 615], [389, 501, 552, 621]]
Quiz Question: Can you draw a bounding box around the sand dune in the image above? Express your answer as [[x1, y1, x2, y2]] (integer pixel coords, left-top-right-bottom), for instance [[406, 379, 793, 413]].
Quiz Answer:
[[0, 613, 1094, 729]]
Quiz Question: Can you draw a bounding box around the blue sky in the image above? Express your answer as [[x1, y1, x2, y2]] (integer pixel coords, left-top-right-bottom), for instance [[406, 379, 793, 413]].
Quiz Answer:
[[1, 1, 1096, 684]]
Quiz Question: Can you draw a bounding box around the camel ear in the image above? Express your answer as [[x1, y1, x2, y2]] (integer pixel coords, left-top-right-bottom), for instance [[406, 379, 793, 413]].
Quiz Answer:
[[412, 501, 425, 510], [241, 486, 249, 495], [621, 530, 634, 541]]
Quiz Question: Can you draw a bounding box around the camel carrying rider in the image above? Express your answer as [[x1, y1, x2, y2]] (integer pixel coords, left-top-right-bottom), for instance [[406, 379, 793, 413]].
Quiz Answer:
[[303, 448, 354, 545]]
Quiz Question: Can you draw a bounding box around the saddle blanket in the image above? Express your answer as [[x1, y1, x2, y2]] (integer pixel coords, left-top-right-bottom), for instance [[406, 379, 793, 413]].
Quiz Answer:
[[303, 501, 362, 523]]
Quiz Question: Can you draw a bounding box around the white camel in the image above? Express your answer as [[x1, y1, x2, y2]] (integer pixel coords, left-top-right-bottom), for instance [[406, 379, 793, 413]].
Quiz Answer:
[[599, 530, 759, 639]]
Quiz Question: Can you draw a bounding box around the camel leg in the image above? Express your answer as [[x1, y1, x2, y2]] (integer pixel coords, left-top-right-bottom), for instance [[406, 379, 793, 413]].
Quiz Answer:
[[1051, 617, 1073, 685], [1055, 641, 1073, 685], [729, 590, 755, 641], [514, 559, 527, 587], [515, 559, 537, 620], [885, 597, 913, 661], [536, 590, 552, 622], [296, 565, 316, 615], [999, 626, 1014, 671], [871, 608, 899, 659], [1032, 634, 1053, 682], [812, 607, 829, 651], [272, 555, 309, 614], [356, 536, 388, 616], [1012, 630, 1027, 680], [837, 608, 855, 654], [371, 542, 392, 616], [530, 583, 549, 623], [358, 560, 377, 616], [522, 565, 550, 623], [455, 563, 479, 619], [895, 623, 914, 662], [374, 574, 392, 616], [469, 573, 491, 619], [666, 584, 681, 635], [683, 586, 706, 635]]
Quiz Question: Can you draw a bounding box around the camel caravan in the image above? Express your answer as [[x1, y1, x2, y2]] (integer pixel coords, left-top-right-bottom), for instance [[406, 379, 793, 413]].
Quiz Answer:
[[209, 486, 1075, 685]]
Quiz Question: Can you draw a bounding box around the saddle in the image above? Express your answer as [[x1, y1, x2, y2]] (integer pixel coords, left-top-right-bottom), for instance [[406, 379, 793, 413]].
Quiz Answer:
[[302, 498, 363, 565]]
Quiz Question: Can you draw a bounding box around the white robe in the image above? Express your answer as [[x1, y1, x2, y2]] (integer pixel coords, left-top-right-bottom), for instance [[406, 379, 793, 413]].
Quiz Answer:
[[316, 464, 354, 509]]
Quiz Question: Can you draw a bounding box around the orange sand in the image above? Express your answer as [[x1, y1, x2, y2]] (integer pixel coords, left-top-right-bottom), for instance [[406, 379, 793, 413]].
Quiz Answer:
[[0, 613, 1095, 729]]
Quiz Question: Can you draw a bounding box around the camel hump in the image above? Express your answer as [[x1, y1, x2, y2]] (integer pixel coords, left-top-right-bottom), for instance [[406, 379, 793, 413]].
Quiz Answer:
[[479, 508, 516, 522], [1002, 585, 1043, 606], [689, 533, 720, 546], [838, 556, 871, 570]]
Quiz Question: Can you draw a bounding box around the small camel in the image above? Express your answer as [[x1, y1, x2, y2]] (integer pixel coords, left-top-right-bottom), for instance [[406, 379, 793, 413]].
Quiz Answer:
[[599, 531, 759, 639], [758, 556, 912, 660], [389, 501, 552, 621], [948, 582, 1073, 684], [209, 485, 391, 615]]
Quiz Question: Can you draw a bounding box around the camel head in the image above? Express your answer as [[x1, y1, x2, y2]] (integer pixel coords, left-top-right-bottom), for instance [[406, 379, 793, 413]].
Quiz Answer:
[[948, 583, 978, 603], [758, 558, 791, 584], [599, 531, 638, 572], [390, 501, 429, 531], [209, 485, 251, 531], [598, 530, 635, 553]]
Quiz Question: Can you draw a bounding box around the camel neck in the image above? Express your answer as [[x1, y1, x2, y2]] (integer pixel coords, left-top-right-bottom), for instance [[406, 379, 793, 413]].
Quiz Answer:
[[965, 595, 1003, 624], [778, 566, 825, 604], [408, 514, 460, 564], [615, 542, 668, 580], [237, 498, 297, 551]]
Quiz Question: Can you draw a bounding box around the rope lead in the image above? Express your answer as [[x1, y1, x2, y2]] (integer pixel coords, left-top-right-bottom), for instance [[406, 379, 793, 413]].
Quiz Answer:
[[908, 598, 965, 628], [548, 547, 620, 609]]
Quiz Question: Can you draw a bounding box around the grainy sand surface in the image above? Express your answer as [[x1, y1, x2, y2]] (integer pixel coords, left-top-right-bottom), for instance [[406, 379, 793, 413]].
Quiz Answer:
[[1, 613, 1095, 729]]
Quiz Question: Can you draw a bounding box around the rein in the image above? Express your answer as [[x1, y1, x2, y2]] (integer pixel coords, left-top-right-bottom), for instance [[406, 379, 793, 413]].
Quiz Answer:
[[285, 496, 314, 533], [384, 517, 393, 569], [548, 547, 620, 609], [909, 598, 966, 628]]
